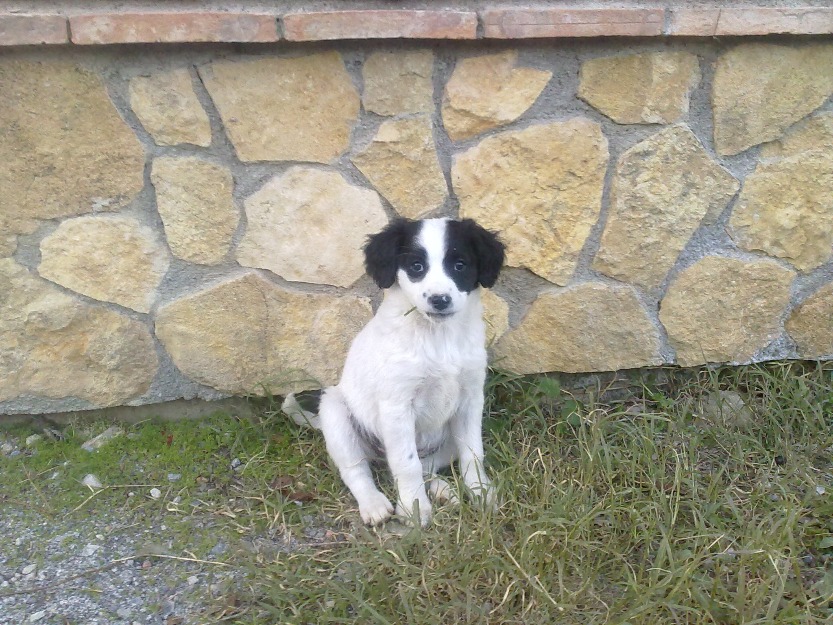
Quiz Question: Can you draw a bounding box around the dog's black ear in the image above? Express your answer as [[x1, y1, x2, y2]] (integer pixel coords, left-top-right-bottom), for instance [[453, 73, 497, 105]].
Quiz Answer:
[[462, 219, 505, 288], [364, 219, 412, 289]]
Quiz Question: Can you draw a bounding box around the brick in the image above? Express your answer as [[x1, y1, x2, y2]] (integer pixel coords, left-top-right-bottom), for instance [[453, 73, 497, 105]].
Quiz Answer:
[[0, 14, 68, 45], [724, 8, 833, 35], [282, 10, 477, 41], [666, 10, 720, 36], [668, 8, 833, 36], [70, 12, 278, 45], [483, 8, 664, 39]]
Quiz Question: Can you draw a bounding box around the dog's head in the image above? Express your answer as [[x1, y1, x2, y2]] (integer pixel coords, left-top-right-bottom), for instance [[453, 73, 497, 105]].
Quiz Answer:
[[364, 218, 505, 319]]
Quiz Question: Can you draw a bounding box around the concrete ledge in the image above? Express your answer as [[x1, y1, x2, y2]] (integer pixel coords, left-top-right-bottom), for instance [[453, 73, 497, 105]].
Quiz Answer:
[[0, 398, 257, 424], [4, 6, 833, 46]]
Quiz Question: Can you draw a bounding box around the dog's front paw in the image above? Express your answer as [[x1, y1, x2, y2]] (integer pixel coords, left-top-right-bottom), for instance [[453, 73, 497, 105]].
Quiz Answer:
[[358, 491, 394, 526], [469, 479, 500, 512], [396, 495, 433, 528], [428, 477, 460, 506]]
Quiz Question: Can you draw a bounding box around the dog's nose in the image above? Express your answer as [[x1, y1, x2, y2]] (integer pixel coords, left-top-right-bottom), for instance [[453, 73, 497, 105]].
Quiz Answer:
[[428, 294, 452, 311]]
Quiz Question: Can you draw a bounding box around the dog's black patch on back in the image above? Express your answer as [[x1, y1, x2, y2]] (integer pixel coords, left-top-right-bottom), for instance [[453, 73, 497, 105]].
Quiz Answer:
[[364, 219, 423, 288], [444, 219, 505, 291]]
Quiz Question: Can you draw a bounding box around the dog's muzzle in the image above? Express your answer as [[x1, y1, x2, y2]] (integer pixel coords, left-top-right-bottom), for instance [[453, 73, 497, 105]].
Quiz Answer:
[[427, 294, 452, 312]]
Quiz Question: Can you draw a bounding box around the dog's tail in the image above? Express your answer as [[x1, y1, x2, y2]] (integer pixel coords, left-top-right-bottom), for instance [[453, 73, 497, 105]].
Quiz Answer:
[[281, 393, 322, 430]]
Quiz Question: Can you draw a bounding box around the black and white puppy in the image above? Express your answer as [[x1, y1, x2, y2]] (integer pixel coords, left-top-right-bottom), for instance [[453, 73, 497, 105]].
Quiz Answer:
[[284, 217, 504, 527]]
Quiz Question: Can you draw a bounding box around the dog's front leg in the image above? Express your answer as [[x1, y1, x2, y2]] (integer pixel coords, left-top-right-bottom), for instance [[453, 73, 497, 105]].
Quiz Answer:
[[379, 401, 432, 527], [452, 385, 497, 510], [319, 388, 394, 526]]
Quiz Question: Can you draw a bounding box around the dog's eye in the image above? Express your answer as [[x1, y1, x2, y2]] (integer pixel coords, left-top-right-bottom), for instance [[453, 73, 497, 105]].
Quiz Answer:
[[453, 260, 467, 272], [410, 261, 425, 273]]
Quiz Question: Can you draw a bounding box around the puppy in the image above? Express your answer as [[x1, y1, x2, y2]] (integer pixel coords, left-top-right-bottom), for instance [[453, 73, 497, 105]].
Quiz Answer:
[[284, 217, 504, 527]]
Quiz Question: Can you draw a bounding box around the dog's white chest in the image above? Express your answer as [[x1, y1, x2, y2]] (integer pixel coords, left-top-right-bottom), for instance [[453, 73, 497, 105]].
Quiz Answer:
[[413, 372, 462, 433]]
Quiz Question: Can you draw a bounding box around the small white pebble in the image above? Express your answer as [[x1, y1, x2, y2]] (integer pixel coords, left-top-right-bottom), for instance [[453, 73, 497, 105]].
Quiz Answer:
[[81, 425, 123, 452], [149, 488, 162, 500], [29, 610, 47, 622], [81, 544, 101, 557], [816, 485, 826, 495], [187, 575, 199, 586], [82, 474, 103, 489], [21, 563, 37, 576]]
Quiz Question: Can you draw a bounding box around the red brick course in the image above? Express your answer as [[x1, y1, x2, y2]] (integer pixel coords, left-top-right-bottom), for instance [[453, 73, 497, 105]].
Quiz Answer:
[[282, 10, 477, 41], [1, 6, 832, 46], [70, 12, 279, 45], [0, 14, 68, 45], [483, 8, 664, 38], [668, 8, 833, 36]]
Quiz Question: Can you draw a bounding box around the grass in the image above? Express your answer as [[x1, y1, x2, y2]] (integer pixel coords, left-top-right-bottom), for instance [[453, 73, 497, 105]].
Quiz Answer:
[[1, 362, 832, 624], [246, 362, 833, 624]]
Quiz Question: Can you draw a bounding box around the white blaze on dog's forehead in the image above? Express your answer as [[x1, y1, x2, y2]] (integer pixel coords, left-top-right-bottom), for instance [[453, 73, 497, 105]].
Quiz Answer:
[[417, 218, 449, 264]]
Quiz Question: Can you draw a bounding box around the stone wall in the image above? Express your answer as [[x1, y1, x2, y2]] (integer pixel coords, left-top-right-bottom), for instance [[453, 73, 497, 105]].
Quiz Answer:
[[2, 35, 833, 415]]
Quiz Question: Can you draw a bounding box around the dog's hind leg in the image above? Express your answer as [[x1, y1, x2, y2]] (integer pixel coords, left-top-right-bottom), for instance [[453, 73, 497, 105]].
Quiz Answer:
[[319, 388, 393, 526]]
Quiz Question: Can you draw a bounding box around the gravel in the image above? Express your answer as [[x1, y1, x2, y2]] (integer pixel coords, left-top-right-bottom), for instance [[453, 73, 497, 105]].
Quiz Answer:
[[0, 428, 253, 625], [0, 422, 344, 624], [0, 507, 241, 625]]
